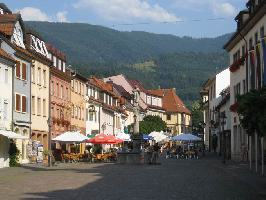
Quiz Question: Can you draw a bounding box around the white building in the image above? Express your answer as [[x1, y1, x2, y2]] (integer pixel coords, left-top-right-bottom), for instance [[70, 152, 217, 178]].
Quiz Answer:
[[201, 68, 230, 151], [0, 49, 16, 168], [224, 0, 266, 160]]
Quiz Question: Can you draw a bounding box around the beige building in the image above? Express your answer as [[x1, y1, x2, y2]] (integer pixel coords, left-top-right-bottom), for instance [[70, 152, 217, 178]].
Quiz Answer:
[[149, 89, 191, 135], [70, 72, 87, 152], [224, 0, 265, 160], [26, 31, 52, 151]]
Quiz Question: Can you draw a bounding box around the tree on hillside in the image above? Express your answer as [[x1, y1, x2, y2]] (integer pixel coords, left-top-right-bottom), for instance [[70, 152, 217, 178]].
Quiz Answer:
[[139, 115, 167, 134]]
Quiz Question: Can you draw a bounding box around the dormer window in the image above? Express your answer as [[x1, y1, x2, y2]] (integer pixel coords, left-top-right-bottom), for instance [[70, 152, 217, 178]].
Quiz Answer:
[[0, 8, 4, 14], [13, 25, 25, 49]]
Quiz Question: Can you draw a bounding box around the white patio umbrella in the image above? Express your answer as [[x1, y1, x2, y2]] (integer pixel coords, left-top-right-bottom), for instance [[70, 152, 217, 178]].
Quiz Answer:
[[0, 130, 28, 139], [171, 133, 201, 142], [52, 131, 88, 143], [117, 132, 131, 142], [149, 131, 168, 143]]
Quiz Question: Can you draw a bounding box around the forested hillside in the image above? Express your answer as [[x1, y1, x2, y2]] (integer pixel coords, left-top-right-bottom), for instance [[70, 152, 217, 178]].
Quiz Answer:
[[25, 21, 230, 104]]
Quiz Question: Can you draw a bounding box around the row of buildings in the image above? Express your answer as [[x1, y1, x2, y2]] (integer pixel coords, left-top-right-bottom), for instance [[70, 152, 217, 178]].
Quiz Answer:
[[0, 4, 191, 168], [201, 0, 266, 161]]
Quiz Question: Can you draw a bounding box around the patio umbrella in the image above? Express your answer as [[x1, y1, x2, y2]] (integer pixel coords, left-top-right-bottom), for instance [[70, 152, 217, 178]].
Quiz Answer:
[[87, 134, 123, 144], [142, 134, 154, 141], [117, 132, 131, 142], [52, 131, 88, 143], [149, 131, 169, 143], [171, 133, 201, 142]]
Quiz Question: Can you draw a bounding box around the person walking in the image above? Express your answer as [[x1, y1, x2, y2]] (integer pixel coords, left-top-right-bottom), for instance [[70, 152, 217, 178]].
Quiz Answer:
[[151, 143, 160, 164]]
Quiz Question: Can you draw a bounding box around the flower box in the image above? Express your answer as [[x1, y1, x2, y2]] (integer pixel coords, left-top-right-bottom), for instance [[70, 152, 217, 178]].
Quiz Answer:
[[229, 56, 245, 73]]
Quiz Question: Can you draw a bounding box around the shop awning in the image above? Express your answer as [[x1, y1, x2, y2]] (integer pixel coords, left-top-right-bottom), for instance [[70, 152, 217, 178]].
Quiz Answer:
[[0, 130, 28, 139]]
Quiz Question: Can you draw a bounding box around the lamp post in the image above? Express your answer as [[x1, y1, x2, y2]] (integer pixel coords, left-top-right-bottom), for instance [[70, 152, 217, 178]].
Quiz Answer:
[[101, 122, 106, 134], [47, 117, 52, 167]]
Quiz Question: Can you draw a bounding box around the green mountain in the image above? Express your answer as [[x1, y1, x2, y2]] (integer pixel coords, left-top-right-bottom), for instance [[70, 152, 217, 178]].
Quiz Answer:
[[25, 21, 230, 104]]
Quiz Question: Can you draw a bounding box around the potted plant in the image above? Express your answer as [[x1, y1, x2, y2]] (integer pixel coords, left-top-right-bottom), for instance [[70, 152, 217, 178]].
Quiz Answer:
[[43, 150, 50, 165]]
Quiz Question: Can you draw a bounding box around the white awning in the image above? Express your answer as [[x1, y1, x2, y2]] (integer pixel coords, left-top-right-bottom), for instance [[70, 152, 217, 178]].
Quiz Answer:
[[52, 131, 88, 143], [0, 130, 28, 140]]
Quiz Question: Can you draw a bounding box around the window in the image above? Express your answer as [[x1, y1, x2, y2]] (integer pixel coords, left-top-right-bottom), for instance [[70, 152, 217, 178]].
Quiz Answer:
[[167, 114, 171, 121], [32, 96, 35, 115], [79, 82, 81, 94], [16, 61, 20, 78], [15, 94, 21, 111], [56, 83, 59, 96], [89, 112, 93, 121], [43, 99, 46, 117], [260, 26, 265, 38], [51, 81, 54, 95], [241, 45, 246, 57], [53, 56, 57, 67], [37, 98, 41, 115], [60, 85, 63, 99], [4, 69, 8, 83], [71, 80, 74, 90], [31, 66, 35, 83], [249, 38, 253, 50], [37, 68, 41, 84], [255, 32, 258, 44], [62, 62, 66, 72], [66, 87, 69, 100], [71, 105, 74, 118], [3, 102, 8, 120], [243, 80, 246, 94], [58, 59, 61, 70], [51, 106, 54, 117], [43, 70, 46, 86], [22, 96, 26, 113], [22, 63, 26, 80]]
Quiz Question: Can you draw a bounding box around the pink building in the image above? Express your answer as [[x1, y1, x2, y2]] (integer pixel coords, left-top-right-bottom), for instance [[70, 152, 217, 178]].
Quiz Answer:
[[47, 44, 71, 150]]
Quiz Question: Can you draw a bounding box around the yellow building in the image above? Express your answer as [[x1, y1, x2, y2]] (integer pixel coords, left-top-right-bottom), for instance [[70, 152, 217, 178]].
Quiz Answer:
[[70, 72, 87, 152], [149, 89, 191, 135], [27, 31, 52, 152]]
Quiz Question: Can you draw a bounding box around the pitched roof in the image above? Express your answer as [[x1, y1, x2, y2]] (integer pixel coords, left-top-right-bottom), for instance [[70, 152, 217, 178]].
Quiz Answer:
[[0, 14, 24, 37], [147, 89, 164, 97], [0, 48, 16, 63], [112, 83, 132, 99], [89, 76, 117, 97], [162, 89, 191, 115], [46, 43, 66, 61], [127, 79, 147, 93]]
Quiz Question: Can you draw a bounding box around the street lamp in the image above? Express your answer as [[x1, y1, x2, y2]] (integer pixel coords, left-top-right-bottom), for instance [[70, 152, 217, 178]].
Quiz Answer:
[[101, 122, 106, 134]]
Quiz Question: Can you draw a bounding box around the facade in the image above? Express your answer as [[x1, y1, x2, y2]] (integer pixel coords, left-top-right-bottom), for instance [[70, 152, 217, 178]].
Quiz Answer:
[[0, 13, 32, 164], [200, 68, 230, 151], [26, 31, 52, 151], [215, 87, 231, 159], [0, 48, 16, 168], [70, 72, 87, 153], [47, 44, 71, 150], [160, 89, 191, 135], [224, 0, 266, 160], [86, 77, 127, 136]]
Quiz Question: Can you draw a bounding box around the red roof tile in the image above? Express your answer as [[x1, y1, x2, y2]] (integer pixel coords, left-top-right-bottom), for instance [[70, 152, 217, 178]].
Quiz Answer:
[[162, 89, 191, 115], [147, 89, 164, 97]]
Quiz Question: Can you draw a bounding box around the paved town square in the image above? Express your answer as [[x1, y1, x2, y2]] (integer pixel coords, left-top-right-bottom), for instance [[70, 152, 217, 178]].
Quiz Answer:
[[0, 155, 265, 200]]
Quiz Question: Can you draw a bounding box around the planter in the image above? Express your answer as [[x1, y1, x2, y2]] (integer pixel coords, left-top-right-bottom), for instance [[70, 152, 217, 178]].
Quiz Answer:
[[230, 102, 239, 112], [229, 56, 245, 73]]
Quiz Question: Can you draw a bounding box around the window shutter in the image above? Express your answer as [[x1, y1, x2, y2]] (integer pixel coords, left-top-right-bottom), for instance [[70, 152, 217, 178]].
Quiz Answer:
[[16, 61, 21, 78], [16, 94, 21, 111], [22, 96, 26, 112], [22, 63, 27, 80]]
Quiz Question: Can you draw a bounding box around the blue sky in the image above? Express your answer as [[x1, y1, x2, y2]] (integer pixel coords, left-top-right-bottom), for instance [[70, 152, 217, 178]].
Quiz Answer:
[[2, 0, 247, 38]]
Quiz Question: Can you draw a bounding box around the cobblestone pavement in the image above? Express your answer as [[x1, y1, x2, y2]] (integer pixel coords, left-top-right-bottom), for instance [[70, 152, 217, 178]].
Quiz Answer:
[[0, 155, 266, 200]]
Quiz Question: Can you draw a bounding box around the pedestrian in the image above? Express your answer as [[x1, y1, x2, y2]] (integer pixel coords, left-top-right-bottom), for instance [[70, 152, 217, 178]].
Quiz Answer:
[[166, 146, 170, 159], [151, 143, 160, 164], [146, 143, 153, 164]]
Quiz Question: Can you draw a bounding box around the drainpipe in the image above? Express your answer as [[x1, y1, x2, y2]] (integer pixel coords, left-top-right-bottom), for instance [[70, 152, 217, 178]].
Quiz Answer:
[[48, 65, 52, 167]]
